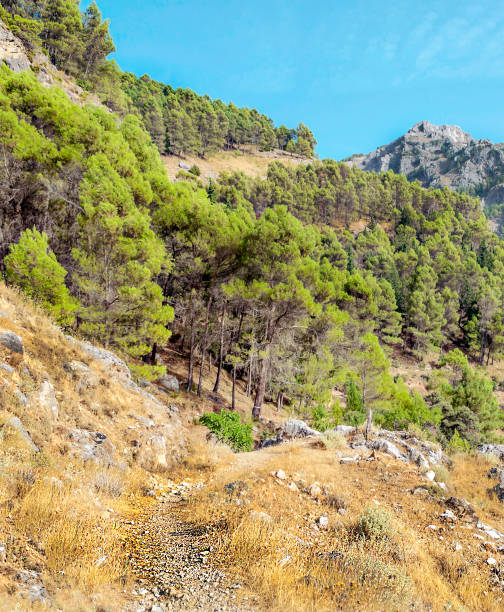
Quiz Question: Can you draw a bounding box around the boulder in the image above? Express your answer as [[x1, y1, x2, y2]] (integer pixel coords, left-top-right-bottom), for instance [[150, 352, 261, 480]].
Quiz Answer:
[[333, 425, 355, 435], [38, 380, 58, 420], [370, 438, 403, 460], [69, 429, 115, 466], [0, 329, 23, 364], [157, 374, 180, 393], [64, 360, 99, 393], [178, 161, 191, 170], [0, 362, 14, 374], [3, 417, 39, 452], [408, 448, 430, 470], [480, 444, 504, 461], [283, 419, 320, 438]]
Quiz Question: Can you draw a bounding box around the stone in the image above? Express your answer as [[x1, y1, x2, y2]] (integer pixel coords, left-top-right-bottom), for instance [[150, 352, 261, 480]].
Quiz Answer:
[[248, 510, 272, 523], [307, 483, 322, 498], [333, 425, 355, 435], [275, 469, 287, 480], [340, 456, 358, 464], [0, 329, 23, 363], [338, 508, 347, 515], [64, 360, 99, 392], [413, 487, 430, 496], [0, 22, 31, 73], [14, 390, 28, 406], [0, 362, 14, 374], [408, 448, 430, 470], [69, 429, 115, 466], [37, 380, 58, 420], [157, 374, 180, 393], [178, 161, 191, 169], [288, 481, 299, 492], [440, 510, 457, 521], [487, 557, 497, 565], [283, 419, 320, 438], [69, 337, 131, 379], [2, 417, 39, 452], [133, 415, 156, 428], [480, 444, 504, 461], [317, 515, 329, 529], [425, 470, 436, 481], [437, 482, 447, 491], [370, 438, 403, 460]]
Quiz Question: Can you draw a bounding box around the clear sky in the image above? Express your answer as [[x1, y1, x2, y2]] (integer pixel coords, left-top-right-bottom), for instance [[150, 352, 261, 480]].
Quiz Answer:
[[94, 0, 504, 159]]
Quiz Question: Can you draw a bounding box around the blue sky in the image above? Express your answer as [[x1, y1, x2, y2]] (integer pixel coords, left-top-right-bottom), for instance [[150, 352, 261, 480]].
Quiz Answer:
[[94, 0, 504, 159]]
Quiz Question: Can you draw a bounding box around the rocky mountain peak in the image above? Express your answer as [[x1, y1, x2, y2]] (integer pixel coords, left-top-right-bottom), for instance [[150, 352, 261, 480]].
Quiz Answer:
[[406, 120, 472, 146], [345, 121, 504, 206]]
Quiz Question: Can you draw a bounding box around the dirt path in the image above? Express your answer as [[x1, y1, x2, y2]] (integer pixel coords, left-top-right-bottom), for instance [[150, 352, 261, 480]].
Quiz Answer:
[[123, 482, 261, 612]]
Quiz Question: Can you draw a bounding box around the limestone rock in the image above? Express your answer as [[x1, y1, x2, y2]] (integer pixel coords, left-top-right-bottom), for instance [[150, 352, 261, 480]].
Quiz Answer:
[[345, 120, 504, 208], [370, 438, 403, 459], [64, 360, 99, 392], [69, 429, 115, 466], [283, 419, 320, 438], [37, 380, 59, 420], [0, 21, 31, 73], [157, 374, 180, 393], [2, 417, 39, 452], [0, 329, 23, 364]]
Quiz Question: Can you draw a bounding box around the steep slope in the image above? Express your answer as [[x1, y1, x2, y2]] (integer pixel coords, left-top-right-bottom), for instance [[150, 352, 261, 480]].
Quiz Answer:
[[346, 120, 504, 207]]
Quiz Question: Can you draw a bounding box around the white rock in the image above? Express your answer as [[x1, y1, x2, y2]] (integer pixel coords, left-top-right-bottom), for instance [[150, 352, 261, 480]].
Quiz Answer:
[[427, 524, 438, 530], [440, 510, 456, 521], [275, 469, 287, 480], [487, 557, 497, 565], [317, 516, 329, 529], [38, 380, 58, 420], [288, 481, 299, 492], [425, 470, 435, 481]]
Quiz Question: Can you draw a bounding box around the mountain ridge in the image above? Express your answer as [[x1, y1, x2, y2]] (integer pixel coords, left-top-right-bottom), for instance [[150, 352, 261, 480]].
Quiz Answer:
[[345, 120, 504, 209]]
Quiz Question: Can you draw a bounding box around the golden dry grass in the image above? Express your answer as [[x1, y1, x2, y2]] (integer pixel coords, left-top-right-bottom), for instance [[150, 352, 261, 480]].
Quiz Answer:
[[162, 146, 310, 182], [175, 438, 504, 611]]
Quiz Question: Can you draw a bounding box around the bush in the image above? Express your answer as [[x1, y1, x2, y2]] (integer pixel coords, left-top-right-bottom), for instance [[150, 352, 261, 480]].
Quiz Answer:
[[189, 164, 201, 176], [5, 228, 79, 327], [200, 410, 253, 452], [357, 505, 394, 540], [447, 430, 471, 454]]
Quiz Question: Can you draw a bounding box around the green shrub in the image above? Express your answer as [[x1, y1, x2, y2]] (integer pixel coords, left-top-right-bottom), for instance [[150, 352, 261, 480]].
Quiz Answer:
[[200, 410, 253, 452], [189, 164, 201, 176], [447, 430, 471, 454], [357, 505, 394, 540], [4, 228, 79, 327]]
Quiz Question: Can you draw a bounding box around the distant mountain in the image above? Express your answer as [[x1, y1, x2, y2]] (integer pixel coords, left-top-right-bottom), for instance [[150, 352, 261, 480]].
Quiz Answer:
[[345, 121, 504, 209]]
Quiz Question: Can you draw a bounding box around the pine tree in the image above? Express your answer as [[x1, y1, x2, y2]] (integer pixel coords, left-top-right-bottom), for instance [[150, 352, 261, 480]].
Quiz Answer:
[[4, 228, 79, 326]]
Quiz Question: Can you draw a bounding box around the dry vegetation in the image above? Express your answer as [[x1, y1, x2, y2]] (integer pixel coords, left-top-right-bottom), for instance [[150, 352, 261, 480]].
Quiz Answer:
[[162, 146, 310, 182], [174, 437, 504, 611], [2, 282, 504, 611]]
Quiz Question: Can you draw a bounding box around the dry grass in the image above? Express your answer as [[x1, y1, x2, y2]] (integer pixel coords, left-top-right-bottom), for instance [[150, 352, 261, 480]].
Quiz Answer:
[[162, 146, 310, 182], [175, 439, 504, 611]]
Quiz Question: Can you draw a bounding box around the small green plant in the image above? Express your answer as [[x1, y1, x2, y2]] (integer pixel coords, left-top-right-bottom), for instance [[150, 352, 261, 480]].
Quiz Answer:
[[129, 363, 166, 382], [357, 505, 394, 540], [189, 164, 201, 176], [447, 430, 471, 454], [200, 410, 253, 452]]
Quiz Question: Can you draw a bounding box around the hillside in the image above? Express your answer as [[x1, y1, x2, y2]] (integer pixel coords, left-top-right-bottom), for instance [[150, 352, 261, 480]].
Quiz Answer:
[[163, 146, 310, 182], [3, 2, 504, 610], [4, 284, 504, 611], [345, 121, 504, 228]]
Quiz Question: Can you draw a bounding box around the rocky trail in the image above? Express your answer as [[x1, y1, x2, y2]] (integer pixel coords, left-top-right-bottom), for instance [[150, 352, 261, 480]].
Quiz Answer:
[[122, 476, 263, 612]]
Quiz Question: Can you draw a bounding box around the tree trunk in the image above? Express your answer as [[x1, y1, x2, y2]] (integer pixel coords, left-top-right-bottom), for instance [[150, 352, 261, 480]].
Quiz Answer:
[[213, 305, 226, 393], [252, 357, 268, 419], [231, 364, 237, 411], [197, 296, 213, 397], [365, 407, 373, 441], [186, 300, 196, 392], [276, 391, 283, 412], [246, 361, 252, 396]]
